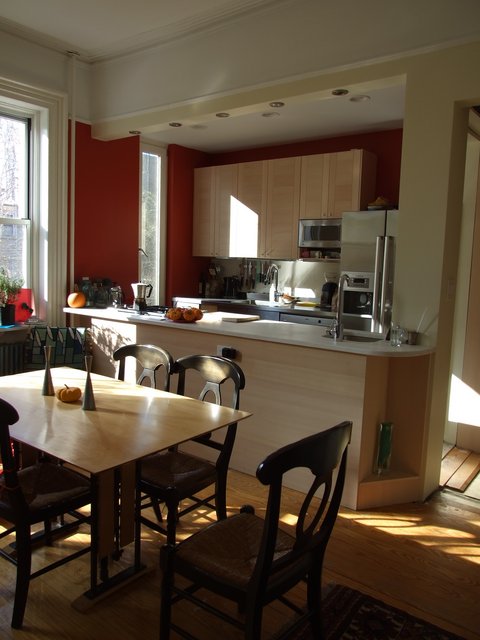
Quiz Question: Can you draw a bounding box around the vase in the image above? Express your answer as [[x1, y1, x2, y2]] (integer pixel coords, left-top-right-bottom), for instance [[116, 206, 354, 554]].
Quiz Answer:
[[374, 422, 393, 474], [0, 303, 15, 326], [82, 354, 96, 411], [42, 345, 55, 396]]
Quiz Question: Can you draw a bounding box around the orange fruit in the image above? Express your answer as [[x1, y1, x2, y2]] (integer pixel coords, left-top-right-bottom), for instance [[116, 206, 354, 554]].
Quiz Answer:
[[67, 292, 86, 308], [193, 308, 203, 320], [169, 307, 184, 322], [182, 307, 197, 323]]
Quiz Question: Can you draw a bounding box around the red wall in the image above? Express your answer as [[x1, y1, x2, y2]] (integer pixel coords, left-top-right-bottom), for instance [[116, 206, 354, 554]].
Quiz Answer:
[[74, 122, 140, 304], [71, 127, 402, 307], [165, 145, 210, 303]]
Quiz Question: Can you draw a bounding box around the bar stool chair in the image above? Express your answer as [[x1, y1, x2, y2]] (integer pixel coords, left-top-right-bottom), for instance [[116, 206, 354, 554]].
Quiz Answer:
[[139, 354, 246, 544]]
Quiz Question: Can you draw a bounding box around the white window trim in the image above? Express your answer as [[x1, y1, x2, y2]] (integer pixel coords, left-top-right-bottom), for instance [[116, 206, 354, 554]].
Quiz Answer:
[[0, 76, 68, 325], [140, 140, 167, 305]]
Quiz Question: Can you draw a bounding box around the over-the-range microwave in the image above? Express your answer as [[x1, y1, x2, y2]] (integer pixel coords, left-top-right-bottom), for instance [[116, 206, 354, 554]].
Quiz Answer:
[[298, 218, 342, 248]]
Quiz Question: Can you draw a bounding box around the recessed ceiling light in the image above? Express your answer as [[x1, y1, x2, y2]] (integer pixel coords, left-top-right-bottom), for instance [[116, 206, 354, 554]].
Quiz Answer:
[[216, 112, 230, 118], [262, 111, 280, 118], [332, 88, 349, 96], [129, 130, 141, 135], [169, 122, 182, 127], [350, 95, 371, 102], [269, 101, 285, 108]]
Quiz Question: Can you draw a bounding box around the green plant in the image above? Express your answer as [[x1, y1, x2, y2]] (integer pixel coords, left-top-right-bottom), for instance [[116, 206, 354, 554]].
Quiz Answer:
[[0, 267, 24, 307]]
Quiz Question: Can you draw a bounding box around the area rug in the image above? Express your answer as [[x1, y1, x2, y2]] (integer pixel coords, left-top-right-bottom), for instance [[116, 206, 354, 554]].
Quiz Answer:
[[292, 584, 465, 640]]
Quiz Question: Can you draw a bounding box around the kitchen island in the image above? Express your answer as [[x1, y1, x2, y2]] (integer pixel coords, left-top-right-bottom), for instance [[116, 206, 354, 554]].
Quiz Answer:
[[65, 307, 434, 510]]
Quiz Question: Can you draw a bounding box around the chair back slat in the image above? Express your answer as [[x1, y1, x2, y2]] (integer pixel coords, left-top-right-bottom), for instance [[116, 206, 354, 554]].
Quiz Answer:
[[175, 354, 245, 409], [113, 344, 175, 391]]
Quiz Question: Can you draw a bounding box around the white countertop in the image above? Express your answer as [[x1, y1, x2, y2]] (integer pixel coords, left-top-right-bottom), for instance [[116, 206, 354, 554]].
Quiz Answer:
[[64, 308, 433, 358]]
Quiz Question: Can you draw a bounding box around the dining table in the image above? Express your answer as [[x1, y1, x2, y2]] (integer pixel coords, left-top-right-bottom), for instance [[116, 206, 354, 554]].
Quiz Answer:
[[0, 365, 252, 609]]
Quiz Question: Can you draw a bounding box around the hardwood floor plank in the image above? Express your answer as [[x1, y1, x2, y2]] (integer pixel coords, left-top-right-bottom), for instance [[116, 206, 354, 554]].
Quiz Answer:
[[439, 446, 470, 486], [447, 452, 480, 491]]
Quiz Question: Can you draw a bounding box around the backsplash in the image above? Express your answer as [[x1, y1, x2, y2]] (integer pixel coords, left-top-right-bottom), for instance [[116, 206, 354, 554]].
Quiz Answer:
[[216, 258, 340, 301]]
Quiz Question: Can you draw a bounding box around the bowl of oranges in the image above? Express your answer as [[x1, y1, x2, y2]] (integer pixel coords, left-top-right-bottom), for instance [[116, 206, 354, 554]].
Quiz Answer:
[[165, 307, 203, 323]]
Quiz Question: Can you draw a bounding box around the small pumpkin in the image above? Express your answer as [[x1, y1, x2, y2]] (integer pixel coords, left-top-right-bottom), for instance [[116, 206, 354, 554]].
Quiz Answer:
[[56, 384, 82, 403]]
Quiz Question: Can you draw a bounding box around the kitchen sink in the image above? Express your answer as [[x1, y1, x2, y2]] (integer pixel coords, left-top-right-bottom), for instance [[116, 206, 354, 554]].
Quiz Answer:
[[325, 333, 384, 343], [341, 334, 384, 342]]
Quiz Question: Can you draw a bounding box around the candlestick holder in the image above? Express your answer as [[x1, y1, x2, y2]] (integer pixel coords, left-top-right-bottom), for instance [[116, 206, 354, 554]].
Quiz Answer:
[[82, 354, 96, 411], [42, 345, 55, 396]]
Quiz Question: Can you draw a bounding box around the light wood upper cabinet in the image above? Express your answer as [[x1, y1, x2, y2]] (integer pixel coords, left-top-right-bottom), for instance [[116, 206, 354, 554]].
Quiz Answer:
[[192, 165, 237, 257], [260, 157, 301, 259], [299, 149, 377, 218], [193, 149, 376, 258]]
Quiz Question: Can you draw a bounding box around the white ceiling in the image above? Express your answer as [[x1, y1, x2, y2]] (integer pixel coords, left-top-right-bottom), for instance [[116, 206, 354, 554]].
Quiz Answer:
[[1, 0, 476, 151]]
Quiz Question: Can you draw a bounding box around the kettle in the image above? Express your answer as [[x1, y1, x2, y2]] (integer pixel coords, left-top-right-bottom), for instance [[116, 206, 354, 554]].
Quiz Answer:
[[131, 282, 153, 311], [320, 281, 338, 308]]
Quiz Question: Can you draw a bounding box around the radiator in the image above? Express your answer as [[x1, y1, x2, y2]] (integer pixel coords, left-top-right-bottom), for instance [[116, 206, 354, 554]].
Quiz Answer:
[[0, 342, 25, 376]]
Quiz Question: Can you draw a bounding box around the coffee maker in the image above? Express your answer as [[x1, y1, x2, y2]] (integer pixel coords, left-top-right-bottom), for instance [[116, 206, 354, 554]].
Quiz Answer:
[[131, 282, 153, 312]]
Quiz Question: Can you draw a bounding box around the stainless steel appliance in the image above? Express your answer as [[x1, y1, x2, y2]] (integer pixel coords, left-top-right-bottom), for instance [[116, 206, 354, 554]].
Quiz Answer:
[[340, 210, 398, 332], [298, 218, 342, 249], [131, 281, 153, 312]]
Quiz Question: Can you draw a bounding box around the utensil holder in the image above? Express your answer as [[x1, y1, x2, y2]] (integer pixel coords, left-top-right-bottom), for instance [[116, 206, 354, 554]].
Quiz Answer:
[[42, 345, 55, 396], [82, 355, 96, 411]]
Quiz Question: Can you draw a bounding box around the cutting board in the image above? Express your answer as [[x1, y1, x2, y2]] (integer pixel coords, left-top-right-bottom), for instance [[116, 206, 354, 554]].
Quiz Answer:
[[222, 314, 260, 323]]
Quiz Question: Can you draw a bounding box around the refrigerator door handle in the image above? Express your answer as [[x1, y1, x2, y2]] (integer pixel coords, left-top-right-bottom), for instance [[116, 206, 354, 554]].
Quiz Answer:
[[380, 236, 395, 332], [373, 236, 384, 332]]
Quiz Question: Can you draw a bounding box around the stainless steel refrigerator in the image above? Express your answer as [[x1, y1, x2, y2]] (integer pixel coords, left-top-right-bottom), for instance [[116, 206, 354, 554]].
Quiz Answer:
[[340, 209, 398, 333]]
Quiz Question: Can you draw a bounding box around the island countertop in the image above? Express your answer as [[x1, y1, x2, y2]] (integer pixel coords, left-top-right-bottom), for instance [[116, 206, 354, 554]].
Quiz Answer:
[[64, 307, 433, 358]]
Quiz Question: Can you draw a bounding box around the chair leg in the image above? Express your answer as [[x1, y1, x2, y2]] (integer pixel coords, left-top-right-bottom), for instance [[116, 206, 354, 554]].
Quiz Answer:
[[12, 525, 32, 629], [165, 498, 179, 545], [159, 545, 174, 640], [244, 600, 262, 640], [214, 475, 227, 521], [151, 497, 164, 523]]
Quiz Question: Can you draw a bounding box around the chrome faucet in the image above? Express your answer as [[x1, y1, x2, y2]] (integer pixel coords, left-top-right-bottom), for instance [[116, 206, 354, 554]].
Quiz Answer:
[[264, 263, 280, 301], [329, 273, 350, 340]]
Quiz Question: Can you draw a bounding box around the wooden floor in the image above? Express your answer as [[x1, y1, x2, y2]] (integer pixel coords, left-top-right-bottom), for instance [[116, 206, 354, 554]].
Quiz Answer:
[[441, 443, 480, 497], [0, 469, 479, 640]]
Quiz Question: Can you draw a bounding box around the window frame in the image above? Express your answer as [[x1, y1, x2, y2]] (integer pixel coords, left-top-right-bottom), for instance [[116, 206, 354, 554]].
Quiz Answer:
[[139, 141, 167, 306], [0, 77, 68, 325]]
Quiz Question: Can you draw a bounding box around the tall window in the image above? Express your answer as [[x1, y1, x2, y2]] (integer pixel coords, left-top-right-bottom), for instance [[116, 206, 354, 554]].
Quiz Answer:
[[140, 143, 167, 305], [0, 78, 67, 324], [0, 113, 31, 284]]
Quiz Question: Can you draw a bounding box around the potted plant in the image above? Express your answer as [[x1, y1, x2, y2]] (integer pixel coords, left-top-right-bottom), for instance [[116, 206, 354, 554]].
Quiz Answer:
[[0, 267, 24, 325]]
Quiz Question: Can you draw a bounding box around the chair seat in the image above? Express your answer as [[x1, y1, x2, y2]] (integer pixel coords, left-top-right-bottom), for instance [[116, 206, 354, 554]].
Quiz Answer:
[[140, 451, 216, 496], [0, 462, 90, 519], [175, 512, 295, 590]]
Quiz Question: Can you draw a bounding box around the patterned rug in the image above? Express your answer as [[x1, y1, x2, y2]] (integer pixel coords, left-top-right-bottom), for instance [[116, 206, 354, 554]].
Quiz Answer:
[[292, 584, 466, 640]]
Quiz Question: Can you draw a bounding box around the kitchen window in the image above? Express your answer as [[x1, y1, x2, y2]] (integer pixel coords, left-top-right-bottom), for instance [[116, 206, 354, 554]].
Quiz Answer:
[[140, 143, 167, 305], [0, 78, 67, 324]]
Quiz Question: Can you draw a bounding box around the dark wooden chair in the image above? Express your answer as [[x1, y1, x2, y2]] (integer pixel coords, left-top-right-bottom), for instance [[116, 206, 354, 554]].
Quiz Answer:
[[139, 354, 246, 544], [113, 343, 176, 390], [159, 420, 352, 640], [0, 398, 92, 629]]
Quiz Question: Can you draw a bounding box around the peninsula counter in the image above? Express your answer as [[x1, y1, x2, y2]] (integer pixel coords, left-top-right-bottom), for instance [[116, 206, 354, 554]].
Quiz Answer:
[[65, 308, 434, 510]]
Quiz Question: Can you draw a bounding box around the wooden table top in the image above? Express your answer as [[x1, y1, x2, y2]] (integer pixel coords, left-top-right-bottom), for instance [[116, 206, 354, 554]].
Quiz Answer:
[[0, 367, 251, 475]]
